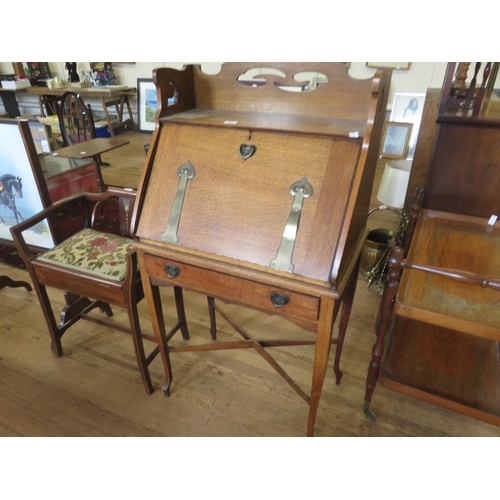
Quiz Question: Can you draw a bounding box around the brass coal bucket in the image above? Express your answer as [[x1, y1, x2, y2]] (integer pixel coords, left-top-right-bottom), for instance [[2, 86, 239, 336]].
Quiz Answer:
[[359, 206, 404, 277], [359, 228, 394, 276]]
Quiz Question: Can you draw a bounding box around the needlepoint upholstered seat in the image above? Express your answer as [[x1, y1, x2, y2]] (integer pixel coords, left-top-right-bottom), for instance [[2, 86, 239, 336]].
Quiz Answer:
[[37, 228, 133, 281]]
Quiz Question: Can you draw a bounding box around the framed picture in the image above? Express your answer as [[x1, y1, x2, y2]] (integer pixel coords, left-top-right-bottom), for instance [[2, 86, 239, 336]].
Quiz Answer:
[[390, 92, 426, 158], [27, 62, 52, 80], [379, 121, 413, 159], [137, 78, 158, 133], [90, 62, 116, 86], [0, 119, 55, 249], [390, 93, 426, 122], [366, 62, 411, 70]]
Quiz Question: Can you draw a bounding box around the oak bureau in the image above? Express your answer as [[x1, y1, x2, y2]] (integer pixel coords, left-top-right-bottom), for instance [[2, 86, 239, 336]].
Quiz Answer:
[[131, 63, 391, 436]]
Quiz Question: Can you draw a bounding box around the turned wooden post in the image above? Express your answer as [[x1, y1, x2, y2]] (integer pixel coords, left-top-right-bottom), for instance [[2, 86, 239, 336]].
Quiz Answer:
[[402, 203, 421, 256], [364, 246, 405, 421]]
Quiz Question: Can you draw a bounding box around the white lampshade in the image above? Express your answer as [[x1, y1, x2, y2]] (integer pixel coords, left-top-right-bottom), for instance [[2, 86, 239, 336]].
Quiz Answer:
[[376, 160, 412, 209]]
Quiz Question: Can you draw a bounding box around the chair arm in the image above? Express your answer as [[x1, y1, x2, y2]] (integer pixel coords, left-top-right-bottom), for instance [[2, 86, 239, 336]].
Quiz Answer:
[[9, 192, 86, 261], [86, 185, 137, 203], [10, 187, 138, 262], [9, 192, 88, 244]]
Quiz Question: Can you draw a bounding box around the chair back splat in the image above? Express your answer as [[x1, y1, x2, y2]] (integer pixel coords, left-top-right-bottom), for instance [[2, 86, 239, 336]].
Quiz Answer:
[[58, 91, 96, 146], [57, 91, 110, 168]]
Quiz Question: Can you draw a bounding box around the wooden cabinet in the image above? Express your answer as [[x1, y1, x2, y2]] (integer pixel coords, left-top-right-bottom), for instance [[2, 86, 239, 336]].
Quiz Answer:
[[365, 78, 500, 426], [132, 63, 391, 436]]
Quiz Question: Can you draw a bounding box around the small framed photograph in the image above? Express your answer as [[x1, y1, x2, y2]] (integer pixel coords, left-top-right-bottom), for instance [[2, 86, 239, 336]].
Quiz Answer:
[[0, 119, 55, 248], [137, 78, 158, 133], [390, 93, 426, 122], [379, 121, 413, 159]]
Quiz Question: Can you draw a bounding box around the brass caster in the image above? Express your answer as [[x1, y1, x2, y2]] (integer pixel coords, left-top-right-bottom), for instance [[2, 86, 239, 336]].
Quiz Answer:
[[363, 401, 377, 422]]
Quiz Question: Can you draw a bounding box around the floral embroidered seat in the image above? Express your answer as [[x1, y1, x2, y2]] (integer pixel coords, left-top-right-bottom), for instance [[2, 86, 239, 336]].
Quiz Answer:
[[37, 228, 133, 281]]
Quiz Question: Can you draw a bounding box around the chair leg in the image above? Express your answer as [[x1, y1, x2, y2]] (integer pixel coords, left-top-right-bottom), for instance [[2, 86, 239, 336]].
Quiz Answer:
[[31, 281, 64, 357]]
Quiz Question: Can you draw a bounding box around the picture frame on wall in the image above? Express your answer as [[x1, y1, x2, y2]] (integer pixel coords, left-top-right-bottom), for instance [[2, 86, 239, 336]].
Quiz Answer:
[[379, 121, 413, 159], [27, 62, 52, 80], [390, 92, 426, 158], [390, 93, 426, 122], [137, 78, 158, 133], [0, 119, 55, 249]]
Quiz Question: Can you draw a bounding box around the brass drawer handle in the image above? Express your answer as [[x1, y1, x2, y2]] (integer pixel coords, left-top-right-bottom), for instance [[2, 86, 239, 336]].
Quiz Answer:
[[165, 264, 180, 279], [270, 292, 289, 308]]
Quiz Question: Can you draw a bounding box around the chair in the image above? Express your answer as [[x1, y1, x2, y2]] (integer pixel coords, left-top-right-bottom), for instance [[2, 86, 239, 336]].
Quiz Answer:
[[57, 91, 109, 167], [9, 187, 189, 395], [438, 62, 497, 117]]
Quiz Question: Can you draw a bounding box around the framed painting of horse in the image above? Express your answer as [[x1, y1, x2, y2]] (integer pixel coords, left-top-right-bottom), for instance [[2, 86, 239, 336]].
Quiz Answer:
[[0, 119, 55, 249]]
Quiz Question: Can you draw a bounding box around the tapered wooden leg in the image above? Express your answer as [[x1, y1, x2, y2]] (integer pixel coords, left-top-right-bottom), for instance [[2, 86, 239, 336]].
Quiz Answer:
[[333, 260, 359, 384], [125, 301, 155, 395], [174, 286, 190, 341], [207, 296, 217, 340], [32, 281, 64, 358], [137, 251, 174, 397], [307, 296, 340, 437], [149, 282, 173, 396], [124, 254, 155, 395]]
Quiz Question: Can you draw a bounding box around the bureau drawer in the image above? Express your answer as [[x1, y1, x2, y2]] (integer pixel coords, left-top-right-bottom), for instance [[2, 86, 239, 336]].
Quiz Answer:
[[142, 253, 320, 323]]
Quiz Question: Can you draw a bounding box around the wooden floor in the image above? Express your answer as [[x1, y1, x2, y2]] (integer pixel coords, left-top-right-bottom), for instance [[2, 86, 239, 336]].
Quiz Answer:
[[1, 130, 499, 437]]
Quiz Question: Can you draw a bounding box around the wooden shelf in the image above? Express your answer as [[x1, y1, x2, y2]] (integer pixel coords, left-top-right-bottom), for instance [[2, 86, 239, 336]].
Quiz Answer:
[[385, 210, 500, 425], [396, 209, 500, 341], [162, 109, 367, 138], [380, 316, 500, 426]]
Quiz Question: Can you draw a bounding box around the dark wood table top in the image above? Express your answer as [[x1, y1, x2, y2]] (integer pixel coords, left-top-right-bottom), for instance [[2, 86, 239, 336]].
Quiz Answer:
[[51, 137, 130, 159]]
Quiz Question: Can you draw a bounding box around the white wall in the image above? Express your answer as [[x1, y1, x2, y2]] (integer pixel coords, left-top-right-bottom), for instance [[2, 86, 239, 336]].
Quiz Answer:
[[0, 62, 225, 119], [348, 62, 449, 109], [0, 61, 496, 119]]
